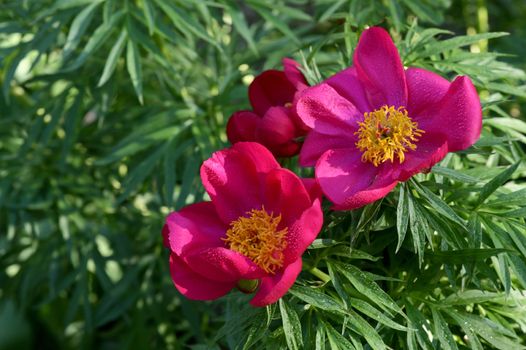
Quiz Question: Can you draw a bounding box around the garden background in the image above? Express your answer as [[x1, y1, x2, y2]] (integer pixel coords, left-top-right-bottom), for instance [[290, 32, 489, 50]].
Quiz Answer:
[[1, 0, 526, 349]]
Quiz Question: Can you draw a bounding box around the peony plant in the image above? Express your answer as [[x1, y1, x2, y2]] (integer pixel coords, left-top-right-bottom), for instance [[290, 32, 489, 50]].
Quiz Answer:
[[164, 27, 482, 307]]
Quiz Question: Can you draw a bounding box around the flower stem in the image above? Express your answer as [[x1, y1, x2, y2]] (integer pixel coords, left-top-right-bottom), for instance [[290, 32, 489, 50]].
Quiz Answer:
[[309, 267, 331, 283]]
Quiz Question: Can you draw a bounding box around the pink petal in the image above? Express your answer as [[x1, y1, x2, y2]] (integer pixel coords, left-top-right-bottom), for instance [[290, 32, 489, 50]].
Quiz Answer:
[[315, 148, 379, 207], [257, 107, 296, 144], [301, 178, 323, 202], [164, 202, 226, 256], [262, 168, 313, 226], [283, 197, 323, 264], [283, 58, 308, 91], [249, 70, 297, 116], [354, 27, 407, 108], [299, 130, 355, 167], [162, 224, 170, 248], [256, 107, 301, 157], [331, 181, 398, 211], [294, 83, 362, 135], [405, 67, 450, 118], [378, 132, 449, 183], [315, 148, 399, 210], [201, 146, 262, 223], [433, 76, 482, 152], [184, 247, 265, 282], [226, 111, 260, 144], [325, 67, 371, 113], [231, 142, 280, 174], [169, 253, 235, 301], [250, 257, 303, 307]]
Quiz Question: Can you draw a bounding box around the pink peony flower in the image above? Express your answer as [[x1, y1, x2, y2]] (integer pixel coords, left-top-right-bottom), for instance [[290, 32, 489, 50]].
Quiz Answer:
[[227, 59, 309, 157], [295, 27, 482, 210], [163, 142, 323, 306]]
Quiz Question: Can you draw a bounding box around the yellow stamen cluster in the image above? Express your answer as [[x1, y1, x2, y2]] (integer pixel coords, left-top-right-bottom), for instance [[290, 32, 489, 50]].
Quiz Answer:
[[355, 105, 424, 167], [223, 207, 288, 274]]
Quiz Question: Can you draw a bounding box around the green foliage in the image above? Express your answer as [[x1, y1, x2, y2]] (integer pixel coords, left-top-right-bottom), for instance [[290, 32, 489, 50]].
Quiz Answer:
[[1, 0, 525, 349]]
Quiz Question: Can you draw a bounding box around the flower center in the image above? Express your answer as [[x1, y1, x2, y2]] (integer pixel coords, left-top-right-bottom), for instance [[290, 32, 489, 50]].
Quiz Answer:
[[223, 207, 288, 274], [355, 105, 424, 167]]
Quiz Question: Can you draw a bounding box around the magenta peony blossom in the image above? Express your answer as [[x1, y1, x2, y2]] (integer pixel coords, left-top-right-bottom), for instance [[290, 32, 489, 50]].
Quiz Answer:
[[163, 142, 323, 306], [227, 59, 309, 157], [295, 27, 482, 210]]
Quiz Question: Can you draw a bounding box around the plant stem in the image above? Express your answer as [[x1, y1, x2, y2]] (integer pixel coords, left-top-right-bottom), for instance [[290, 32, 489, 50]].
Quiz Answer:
[[309, 267, 331, 283]]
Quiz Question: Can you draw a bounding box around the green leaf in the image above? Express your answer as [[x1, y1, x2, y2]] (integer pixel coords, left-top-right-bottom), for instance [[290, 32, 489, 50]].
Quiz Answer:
[[442, 290, 500, 305], [334, 262, 404, 316], [445, 311, 522, 350], [98, 29, 127, 87], [349, 298, 409, 331], [65, 10, 125, 71], [126, 39, 143, 104], [227, 6, 258, 55], [248, 3, 300, 45], [324, 321, 356, 350], [279, 299, 303, 350], [427, 248, 512, 264], [476, 162, 520, 206], [489, 188, 526, 206], [431, 308, 458, 350], [420, 32, 508, 57], [289, 285, 343, 313], [346, 309, 387, 350], [242, 309, 269, 350], [63, 1, 101, 60], [153, 0, 218, 48], [432, 165, 479, 184], [486, 82, 526, 98], [405, 302, 433, 350], [308, 238, 341, 249], [141, 0, 156, 35], [411, 179, 466, 227], [485, 117, 526, 135], [407, 190, 428, 264], [396, 183, 409, 252], [117, 142, 170, 202]]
